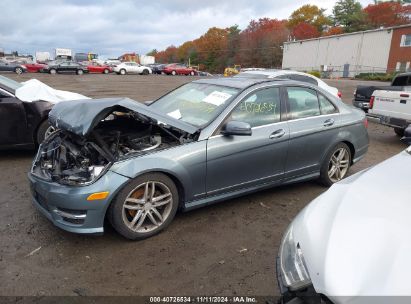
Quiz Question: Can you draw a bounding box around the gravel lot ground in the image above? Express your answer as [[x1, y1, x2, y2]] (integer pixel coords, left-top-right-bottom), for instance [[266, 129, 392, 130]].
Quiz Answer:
[[0, 73, 406, 297]]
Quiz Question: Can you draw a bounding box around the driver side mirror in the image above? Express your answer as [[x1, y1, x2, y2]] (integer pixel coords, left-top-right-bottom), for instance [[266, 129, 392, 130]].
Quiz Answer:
[[221, 121, 252, 136], [402, 125, 411, 145]]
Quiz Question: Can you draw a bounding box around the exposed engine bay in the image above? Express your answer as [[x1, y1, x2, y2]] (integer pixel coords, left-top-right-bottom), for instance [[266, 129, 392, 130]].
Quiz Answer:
[[32, 110, 197, 185]]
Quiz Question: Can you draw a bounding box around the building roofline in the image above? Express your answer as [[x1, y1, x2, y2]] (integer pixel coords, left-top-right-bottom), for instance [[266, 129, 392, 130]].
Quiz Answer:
[[284, 24, 411, 45]]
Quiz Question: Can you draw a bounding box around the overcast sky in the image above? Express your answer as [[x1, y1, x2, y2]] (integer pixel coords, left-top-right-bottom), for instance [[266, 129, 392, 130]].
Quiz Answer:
[[0, 0, 373, 59]]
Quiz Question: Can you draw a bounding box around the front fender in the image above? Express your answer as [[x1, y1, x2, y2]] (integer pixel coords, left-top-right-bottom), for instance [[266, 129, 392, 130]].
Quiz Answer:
[[109, 141, 207, 203]]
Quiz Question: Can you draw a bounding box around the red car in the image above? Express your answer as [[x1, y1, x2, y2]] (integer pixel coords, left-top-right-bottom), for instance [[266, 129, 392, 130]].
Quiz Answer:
[[12, 61, 46, 73], [85, 62, 112, 74], [163, 63, 197, 76]]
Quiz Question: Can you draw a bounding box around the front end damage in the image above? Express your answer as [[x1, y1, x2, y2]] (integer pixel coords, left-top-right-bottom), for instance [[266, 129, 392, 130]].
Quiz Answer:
[[32, 108, 197, 185], [28, 98, 199, 234]]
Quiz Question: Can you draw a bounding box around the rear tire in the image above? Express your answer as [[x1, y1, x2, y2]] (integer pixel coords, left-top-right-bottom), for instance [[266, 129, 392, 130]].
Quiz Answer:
[[171, 70, 176, 76], [76, 69, 84, 75], [108, 173, 179, 240], [142, 69, 149, 75], [394, 127, 405, 137], [103, 69, 109, 74], [49, 69, 57, 75], [319, 143, 352, 187], [15, 67, 23, 74], [120, 69, 126, 75], [190, 71, 195, 76]]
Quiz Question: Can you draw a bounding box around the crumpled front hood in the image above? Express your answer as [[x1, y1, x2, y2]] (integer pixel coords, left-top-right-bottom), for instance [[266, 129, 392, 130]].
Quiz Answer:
[[291, 149, 411, 303], [48, 97, 199, 136]]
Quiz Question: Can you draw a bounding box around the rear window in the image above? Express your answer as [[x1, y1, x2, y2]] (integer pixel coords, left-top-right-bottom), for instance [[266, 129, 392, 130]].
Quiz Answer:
[[287, 74, 318, 85], [392, 75, 409, 86]]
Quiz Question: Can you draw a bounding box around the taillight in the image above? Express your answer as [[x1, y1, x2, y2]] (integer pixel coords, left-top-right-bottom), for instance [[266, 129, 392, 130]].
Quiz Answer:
[[363, 118, 368, 128], [337, 91, 342, 98], [369, 96, 375, 109]]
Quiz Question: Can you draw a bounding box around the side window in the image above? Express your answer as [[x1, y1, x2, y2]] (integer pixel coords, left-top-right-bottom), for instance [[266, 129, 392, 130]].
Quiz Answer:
[[318, 94, 337, 115], [286, 87, 320, 120], [231, 87, 281, 128]]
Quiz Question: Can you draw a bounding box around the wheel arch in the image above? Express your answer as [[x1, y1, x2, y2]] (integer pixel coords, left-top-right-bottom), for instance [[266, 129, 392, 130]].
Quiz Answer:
[[341, 140, 355, 164], [106, 169, 187, 215], [319, 139, 355, 168]]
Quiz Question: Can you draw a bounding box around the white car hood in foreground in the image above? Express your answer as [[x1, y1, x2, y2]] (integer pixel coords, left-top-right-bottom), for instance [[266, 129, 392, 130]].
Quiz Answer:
[[15, 79, 89, 103], [292, 148, 411, 304]]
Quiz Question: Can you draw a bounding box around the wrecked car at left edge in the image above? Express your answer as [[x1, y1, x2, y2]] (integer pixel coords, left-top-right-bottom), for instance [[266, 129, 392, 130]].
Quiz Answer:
[[0, 75, 89, 149]]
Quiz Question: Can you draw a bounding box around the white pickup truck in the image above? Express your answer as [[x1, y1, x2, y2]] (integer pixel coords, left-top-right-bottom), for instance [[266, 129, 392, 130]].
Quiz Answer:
[[368, 89, 411, 136]]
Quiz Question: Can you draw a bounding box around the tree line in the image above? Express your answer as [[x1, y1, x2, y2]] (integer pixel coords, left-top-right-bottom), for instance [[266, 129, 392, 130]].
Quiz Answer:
[[149, 0, 411, 73]]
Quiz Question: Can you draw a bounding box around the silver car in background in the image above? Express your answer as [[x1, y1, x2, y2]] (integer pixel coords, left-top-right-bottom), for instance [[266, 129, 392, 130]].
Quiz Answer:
[[235, 69, 342, 98], [29, 78, 368, 240]]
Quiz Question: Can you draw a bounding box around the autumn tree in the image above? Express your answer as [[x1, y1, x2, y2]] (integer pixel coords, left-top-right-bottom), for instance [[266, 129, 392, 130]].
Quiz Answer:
[[226, 25, 241, 66], [194, 27, 229, 72], [239, 18, 289, 68], [288, 4, 331, 32], [332, 0, 369, 32], [292, 22, 320, 40], [322, 26, 344, 36], [155, 46, 178, 63], [146, 49, 157, 56], [364, 2, 411, 27]]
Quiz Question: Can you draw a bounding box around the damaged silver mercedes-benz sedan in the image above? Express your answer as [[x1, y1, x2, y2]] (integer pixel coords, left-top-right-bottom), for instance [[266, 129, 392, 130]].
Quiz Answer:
[[28, 78, 369, 240]]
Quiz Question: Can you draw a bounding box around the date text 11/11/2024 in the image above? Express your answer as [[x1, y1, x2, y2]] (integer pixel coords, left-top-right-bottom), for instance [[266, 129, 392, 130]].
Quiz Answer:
[[149, 296, 258, 303]]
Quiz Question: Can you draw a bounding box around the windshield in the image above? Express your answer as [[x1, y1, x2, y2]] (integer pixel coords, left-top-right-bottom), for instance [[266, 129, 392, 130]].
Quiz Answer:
[[150, 82, 240, 127], [0, 75, 22, 91]]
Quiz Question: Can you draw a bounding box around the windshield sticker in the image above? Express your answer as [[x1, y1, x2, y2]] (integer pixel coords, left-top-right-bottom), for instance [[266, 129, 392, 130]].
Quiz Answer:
[[202, 91, 232, 106], [167, 109, 182, 120]]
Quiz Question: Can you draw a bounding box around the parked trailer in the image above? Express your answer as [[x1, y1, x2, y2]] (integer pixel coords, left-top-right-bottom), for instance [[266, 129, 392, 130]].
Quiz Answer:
[[74, 52, 98, 62], [139, 55, 155, 65], [35, 52, 51, 63], [55, 48, 72, 60]]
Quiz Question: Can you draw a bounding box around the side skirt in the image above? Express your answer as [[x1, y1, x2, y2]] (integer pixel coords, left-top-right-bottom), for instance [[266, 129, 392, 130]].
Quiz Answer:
[[183, 172, 319, 212]]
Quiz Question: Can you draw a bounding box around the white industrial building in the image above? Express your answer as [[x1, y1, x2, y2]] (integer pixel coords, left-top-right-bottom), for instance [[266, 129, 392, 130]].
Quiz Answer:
[[282, 25, 411, 77]]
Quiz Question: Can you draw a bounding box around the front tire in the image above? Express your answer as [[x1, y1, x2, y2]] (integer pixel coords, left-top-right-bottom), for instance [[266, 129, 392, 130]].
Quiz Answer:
[[319, 143, 351, 186], [120, 69, 126, 75], [103, 69, 109, 74], [108, 173, 179, 240], [15, 67, 23, 74], [76, 69, 84, 75], [142, 69, 149, 75], [171, 70, 177, 76], [49, 69, 57, 75], [190, 71, 195, 76]]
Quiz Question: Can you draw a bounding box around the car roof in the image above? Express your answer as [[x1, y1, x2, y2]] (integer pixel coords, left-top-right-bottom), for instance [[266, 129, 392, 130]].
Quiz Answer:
[[238, 69, 318, 78], [192, 77, 307, 90]]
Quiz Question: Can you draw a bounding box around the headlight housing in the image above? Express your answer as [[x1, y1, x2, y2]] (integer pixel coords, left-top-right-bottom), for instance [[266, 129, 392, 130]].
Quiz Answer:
[[279, 224, 311, 291]]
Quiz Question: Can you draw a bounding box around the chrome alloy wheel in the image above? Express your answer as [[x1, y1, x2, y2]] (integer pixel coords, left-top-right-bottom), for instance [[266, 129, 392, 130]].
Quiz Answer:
[[44, 126, 57, 139], [122, 181, 173, 233], [328, 147, 350, 183]]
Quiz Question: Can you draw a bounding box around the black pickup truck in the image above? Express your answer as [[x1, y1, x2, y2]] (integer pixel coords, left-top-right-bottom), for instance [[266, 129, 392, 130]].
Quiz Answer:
[[353, 72, 411, 112]]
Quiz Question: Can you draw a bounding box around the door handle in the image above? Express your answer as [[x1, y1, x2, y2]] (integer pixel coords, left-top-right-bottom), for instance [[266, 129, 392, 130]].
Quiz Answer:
[[269, 129, 286, 139], [323, 118, 335, 127]]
